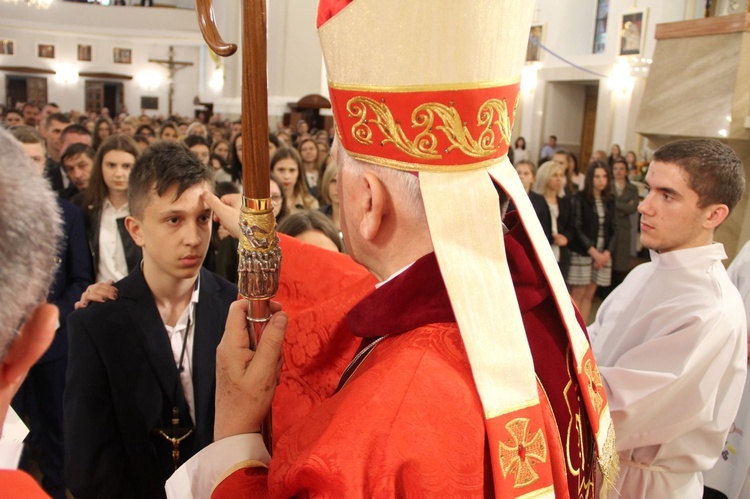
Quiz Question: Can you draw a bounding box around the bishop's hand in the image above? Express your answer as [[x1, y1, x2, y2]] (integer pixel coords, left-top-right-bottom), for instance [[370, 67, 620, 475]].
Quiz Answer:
[[214, 299, 286, 442]]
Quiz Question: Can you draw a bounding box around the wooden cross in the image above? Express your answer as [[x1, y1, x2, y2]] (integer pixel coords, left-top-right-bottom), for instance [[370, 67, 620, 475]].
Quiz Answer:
[[149, 46, 193, 117]]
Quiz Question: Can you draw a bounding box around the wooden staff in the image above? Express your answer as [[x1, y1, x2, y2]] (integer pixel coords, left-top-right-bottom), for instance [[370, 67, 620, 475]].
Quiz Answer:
[[195, 0, 280, 454]]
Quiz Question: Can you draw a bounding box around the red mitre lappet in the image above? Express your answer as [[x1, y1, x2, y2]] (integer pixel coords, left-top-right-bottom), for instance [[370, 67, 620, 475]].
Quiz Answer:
[[318, 0, 618, 497]]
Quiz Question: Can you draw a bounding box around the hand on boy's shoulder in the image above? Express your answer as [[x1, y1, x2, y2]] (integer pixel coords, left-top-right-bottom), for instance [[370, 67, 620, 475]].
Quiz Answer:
[[74, 280, 118, 310]]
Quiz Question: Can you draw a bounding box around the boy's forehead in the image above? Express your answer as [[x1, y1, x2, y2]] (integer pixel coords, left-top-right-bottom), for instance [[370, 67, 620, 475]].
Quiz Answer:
[[146, 181, 211, 210]]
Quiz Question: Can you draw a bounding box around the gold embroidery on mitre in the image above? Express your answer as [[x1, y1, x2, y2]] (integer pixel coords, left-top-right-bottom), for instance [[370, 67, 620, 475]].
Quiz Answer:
[[584, 359, 604, 415], [346, 97, 513, 160], [498, 418, 548, 489]]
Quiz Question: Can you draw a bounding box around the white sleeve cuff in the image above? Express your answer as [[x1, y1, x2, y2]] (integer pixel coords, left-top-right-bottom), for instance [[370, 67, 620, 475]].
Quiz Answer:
[[0, 407, 29, 470], [165, 433, 270, 499]]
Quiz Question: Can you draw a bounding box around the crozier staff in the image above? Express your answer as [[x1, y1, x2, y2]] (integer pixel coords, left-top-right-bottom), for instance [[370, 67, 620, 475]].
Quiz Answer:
[[195, 0, 279, 450]]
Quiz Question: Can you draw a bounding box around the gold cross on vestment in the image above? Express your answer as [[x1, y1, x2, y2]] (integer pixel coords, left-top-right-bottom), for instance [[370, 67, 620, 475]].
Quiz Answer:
[[148, 46, 194, 116], [498, 418, 548, 488], [584, 359, 605, 415]]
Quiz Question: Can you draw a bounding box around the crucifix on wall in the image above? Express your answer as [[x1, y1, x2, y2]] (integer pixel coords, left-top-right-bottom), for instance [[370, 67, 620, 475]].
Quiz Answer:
[[149, 46, 193, 116]]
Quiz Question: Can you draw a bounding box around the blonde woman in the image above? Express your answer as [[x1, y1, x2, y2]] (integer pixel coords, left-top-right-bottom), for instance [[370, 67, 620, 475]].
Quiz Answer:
[[534, 161, 573, 278]]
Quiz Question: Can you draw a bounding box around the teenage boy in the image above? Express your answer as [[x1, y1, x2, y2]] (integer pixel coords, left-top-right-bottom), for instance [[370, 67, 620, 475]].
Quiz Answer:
[[64, 142, 237, 499], [590, 138, 747, 498]]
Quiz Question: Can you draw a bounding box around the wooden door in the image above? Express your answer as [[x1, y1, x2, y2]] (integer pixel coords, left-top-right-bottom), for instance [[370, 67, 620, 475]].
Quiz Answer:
[[26, 77, 47, 105], [579, 84, 599, 171], [6, 77, 26, 108], [4, 75, 47, 107], [85, 81, 104, 114], [103, 82, 124, 116]]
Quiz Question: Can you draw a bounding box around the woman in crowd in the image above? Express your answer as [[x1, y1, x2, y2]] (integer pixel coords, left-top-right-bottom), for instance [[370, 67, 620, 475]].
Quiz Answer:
[[268, 134, 280, 158], [83, 119, 96, 135], [93, 118, 113, 151], [278, 210, 342, 253], [270, 173, 289, 224], [625, 150, 639, 180], [211, 139, 230, 162], [511, 160, 552, 243], [82, 135, 142, 283], [210, 127, 228, 146], [591, 149, 607, 163], [316, 140, 330, 160], [608, 144, 623, 167], [534, 160, 573, 279], [569, 153, 585, 193], [611, 158, 639, 288], [625, 150, 637, 170], [561, 151, 585, 196], [513, 137, 529, 163], [135, 124, 156, 144], [209, 181, 241, 282], [276, 130, 292, 147], [318, 161, 340, 231], [270, 147, 318, 215], [298, 137, 321, 190], [158, 121, 179, 143], [229, 133, 243, 184], [186, 121, 208, 138], [209, 153, 234, 184], [568, 161, 616, 322]]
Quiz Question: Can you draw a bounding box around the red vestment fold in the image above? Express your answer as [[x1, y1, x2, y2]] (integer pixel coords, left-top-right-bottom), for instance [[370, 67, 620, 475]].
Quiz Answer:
[[214, 214, 596, 498]]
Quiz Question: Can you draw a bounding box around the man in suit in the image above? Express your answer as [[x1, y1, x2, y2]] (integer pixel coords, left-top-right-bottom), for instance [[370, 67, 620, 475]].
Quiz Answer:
[[64, 142, 237, 498], [0, 127, 62, 497], [10, 125, 92, 499], [40, 113, 72, 195]]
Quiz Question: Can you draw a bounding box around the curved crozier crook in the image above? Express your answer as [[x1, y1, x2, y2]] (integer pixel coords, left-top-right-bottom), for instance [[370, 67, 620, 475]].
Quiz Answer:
[[195, 0, 238, 57]]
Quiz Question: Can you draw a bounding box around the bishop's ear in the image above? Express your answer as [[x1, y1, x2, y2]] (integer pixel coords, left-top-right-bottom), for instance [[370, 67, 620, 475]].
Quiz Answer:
[[124, 215, 145, 247], [359, 171, 387, 241]]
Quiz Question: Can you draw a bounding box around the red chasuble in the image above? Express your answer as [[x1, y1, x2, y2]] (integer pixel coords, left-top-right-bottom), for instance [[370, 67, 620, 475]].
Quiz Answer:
[[0, 470, 51, 498], [215, 214, 596, 498], [273, 234, 376, 441]]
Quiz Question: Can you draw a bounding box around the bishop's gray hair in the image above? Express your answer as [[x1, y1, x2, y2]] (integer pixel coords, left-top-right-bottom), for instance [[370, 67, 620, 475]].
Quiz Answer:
[[333, 140, 426, 226], [0, 127, 62, 359]]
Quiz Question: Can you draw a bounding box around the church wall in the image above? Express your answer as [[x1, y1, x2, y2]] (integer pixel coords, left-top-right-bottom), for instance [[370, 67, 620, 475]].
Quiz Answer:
[[2, 0, 739, 148], [0, 1, 203, 118], [265, 0, 323, 124], [542, 82, 587, 159], [192, 0, 325, 123], [519, 0, 689, 163]]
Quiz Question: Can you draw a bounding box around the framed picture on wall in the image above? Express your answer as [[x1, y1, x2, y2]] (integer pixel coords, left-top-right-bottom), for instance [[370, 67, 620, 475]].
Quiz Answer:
[[37, 43, 55, 59], [141, 96, 158, 110], [0, 40, 14, 56], [526, 25, 544, 62], [78, 44, 92, 62], [113, 47, 132, 64], [619, 10, 648, 57]]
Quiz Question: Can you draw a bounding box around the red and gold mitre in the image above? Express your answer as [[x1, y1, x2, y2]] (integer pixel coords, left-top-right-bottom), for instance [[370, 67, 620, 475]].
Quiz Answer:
[[318, 1, 527, 173], [318, 1, 618, 497]]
